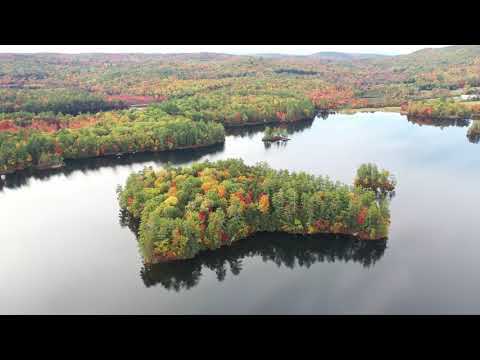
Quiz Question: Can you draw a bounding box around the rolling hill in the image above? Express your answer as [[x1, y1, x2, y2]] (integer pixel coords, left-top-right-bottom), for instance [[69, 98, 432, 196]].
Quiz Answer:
[[310, 51, 390, 61]]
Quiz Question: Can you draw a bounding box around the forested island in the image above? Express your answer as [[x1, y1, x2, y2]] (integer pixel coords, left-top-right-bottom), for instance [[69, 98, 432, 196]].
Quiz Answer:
[[117, 159, 395, 263], [262, 127, 289, 142]]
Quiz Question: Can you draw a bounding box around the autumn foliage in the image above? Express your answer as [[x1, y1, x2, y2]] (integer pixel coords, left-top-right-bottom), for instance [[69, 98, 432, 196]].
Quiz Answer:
[[354, 163, 396, 194], [308, 87, 367, 110], [0, 108, 225, 175], [117, 159, 393, 263], [405, 99, 472, 119]]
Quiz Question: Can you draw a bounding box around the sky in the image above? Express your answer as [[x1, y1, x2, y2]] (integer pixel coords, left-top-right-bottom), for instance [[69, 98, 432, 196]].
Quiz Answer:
[[0, 45, 450, 56]]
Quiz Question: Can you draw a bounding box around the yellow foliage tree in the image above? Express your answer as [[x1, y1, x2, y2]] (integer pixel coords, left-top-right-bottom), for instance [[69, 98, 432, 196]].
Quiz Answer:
[[258, 194, 270, 214]]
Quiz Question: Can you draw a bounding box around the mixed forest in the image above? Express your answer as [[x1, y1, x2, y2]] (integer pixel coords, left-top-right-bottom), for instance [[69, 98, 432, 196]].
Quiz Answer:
[[2, 46, 480, 174], [117, 159, 395, 263]]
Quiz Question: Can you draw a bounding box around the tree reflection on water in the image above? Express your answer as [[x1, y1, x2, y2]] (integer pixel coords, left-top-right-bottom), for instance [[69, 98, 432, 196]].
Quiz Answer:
[[467, 132, 480, 144], [0, 143, 225, 192], [225, 117, 316, 139], [141, 234, 387, 291], [407, 116, 471, 129], [467, 120, 480, 144], [119, 210, 387, 291], [406, 116, 480, 144]]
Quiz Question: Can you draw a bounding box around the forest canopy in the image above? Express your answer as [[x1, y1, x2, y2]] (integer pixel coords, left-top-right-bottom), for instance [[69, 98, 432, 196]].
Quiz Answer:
[[0, 88, 125, 115], [0, 108, 224, 174], [403, 99, 473, 119], [117, 159, 394, 263], [3, 48, 480, 174]]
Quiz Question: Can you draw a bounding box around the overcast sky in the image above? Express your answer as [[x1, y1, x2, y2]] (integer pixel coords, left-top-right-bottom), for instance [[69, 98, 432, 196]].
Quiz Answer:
[[0, 45, 450, 56]]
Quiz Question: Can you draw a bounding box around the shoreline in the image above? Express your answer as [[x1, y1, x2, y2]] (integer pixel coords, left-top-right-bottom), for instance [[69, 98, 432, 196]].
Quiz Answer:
[[0, 140, 225, 176], [339, 107, 401, 114], [223, 116, 316, 128], [262, 136, 290, 142], [403, 113, 472, 121], [148, 230, 388, 264]]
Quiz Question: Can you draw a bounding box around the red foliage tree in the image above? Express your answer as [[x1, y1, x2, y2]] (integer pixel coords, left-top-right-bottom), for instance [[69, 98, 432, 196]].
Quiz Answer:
[[357, 207, 368, 225]]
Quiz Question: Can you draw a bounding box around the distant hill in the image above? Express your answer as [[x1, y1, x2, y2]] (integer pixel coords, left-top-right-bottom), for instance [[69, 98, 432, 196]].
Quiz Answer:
[[378, 45, 480, 68], [259, 46, 480, 65], [250, 53, 304, 59], [310, 52, 390, 61], [0, 52, 242, 65], [1, 46, 480, 93], [250, 52, 389, 61]]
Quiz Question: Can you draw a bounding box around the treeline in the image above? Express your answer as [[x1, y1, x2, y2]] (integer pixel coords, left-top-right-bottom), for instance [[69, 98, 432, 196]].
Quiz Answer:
[[117, 159, 394, 263], [0, 108, 225, 175], [0, 89, 125, 115], [404, 99, 472, 119]]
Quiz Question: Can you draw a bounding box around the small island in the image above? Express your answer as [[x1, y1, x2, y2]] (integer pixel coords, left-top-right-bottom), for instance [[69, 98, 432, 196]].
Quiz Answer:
[[262, 126, 290, 142], [354, 163, 396, 194], [117, 159, 395, 264]]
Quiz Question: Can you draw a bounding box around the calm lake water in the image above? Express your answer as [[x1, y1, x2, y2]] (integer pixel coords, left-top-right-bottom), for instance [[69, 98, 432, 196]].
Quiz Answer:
[[1, 112, 479, 314]]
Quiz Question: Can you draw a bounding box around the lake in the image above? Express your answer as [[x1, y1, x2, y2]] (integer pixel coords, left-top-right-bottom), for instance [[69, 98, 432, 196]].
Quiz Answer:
[[1, 112, 479, 314]]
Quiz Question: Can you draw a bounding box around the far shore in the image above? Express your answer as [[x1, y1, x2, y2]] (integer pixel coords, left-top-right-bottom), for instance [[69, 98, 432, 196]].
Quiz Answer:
[[338, 107, 401, 114], [0, 140, 224, 176]]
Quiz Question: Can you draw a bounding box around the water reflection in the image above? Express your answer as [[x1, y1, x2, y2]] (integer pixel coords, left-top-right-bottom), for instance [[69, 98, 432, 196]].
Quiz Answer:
[[226, 118, 315, 138], [119, 209, 140, 235], [140, 233, 387, 291], [0, 143, 225, 192], [317, 111, 332, 120], [406, 116, 480, 145], [264, 140, 289, 149], [467, 132, 480, 144], [118, 209, 387, 291], [467, 120, 480, 144], [407, 116, 471, 129]]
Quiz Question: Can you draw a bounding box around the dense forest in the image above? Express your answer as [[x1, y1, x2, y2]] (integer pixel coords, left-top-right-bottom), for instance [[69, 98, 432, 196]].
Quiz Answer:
[[0, 108, 224, 174], [117, 159, 394, 263], [155, 90, 316, 126], [2, 47, 480, 106], [0, 88, 125, 115], [2, 46, 480, 174]]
